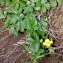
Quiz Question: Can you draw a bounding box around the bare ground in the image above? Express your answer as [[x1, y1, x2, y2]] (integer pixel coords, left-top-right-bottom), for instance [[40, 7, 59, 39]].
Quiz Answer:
[[0, 21, 31, 63]]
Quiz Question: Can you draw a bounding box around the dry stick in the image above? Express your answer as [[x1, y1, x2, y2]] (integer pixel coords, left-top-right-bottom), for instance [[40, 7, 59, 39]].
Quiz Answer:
[[48, 8, 53, 26], [3, 45, 20, 63], [47, 30, 59, 42], [53, 45, 63, 50], [47, 31, 63, 50], [13, 37, 25, 46], [37, 13, 43, 20], [16, 38, 25, 45]]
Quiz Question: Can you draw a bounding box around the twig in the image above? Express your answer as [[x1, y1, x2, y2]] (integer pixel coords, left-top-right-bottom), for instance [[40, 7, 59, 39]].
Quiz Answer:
[[53, 45, 63, 50], [47, 30, 59, 42], [14, 37, 25, 45]]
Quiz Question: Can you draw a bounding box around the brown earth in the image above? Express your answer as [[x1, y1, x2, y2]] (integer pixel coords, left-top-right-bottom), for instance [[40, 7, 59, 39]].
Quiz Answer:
[[48, 4, 63, 46], [43, 4, 63, 63], [0, 21, 32, 63]]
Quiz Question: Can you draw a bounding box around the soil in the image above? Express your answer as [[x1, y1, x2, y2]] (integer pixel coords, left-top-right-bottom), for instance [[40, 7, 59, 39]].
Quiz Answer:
[[48, 4, 63, 46], [0, 4, 63, 63], [0, 21, 31, 63]]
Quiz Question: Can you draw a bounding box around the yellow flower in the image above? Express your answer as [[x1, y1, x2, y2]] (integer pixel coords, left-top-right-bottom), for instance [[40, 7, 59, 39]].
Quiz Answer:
[[43, 39, 53, 47]]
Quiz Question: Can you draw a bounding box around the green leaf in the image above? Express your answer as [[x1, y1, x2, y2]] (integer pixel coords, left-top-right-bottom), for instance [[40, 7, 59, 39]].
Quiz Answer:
[[35, 43, 40, 52], [6, 7, 16, 14], [45, 3, 50, 9], [41, 6, 47, 13], [10, 17, 17, 24], [24, 6, 33, 13], [41, 0, 47, 4], [38, 49, 44, 54], [20, 13, 24, 19], [20, 21, 26, 32], [27, 44, 36, 52], [50, 0, 57, 7], [35, 6, 41, 10], [15, 22, 20, 31], [26, 21, 32, 30], [4, 18, 10, 28], [30, 20, 38, 30], [30, 53, 39, 59], [57, 0, 63, 5], [19, 1, 26, 7], [14, 3, 19, 10], [23, 0, 28, 2], [36, 1, 42, 7], [40, 18, 48, 27], [0, 0, 7, 3], [32, 60, 38, 63], [31, 0, 38, 2], [32, 31, 39, 41], [18, 7, 22, 13], [26, 37, 35, 44], [9, 26, 18, 36], [0, 10, 4, 19]]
